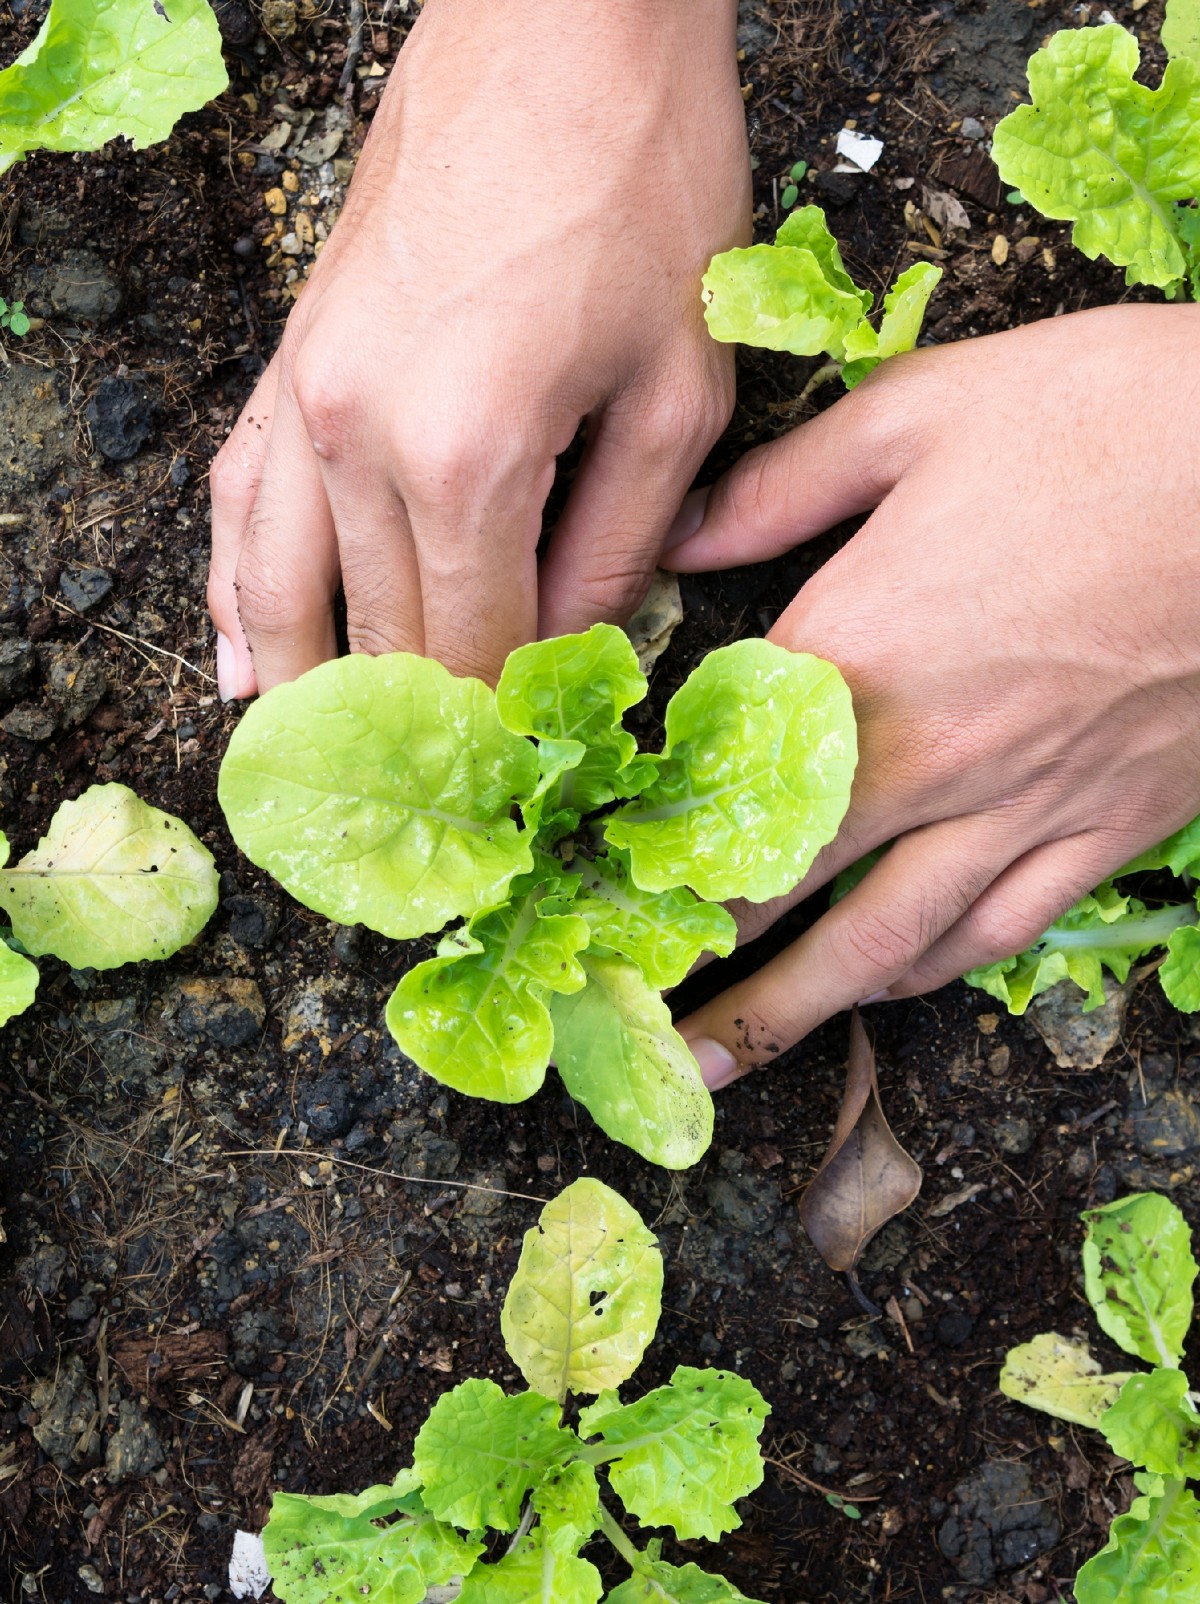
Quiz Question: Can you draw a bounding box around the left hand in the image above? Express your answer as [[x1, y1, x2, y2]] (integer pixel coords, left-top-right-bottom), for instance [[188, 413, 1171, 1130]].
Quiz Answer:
[[661, 303, 1200, 1088]]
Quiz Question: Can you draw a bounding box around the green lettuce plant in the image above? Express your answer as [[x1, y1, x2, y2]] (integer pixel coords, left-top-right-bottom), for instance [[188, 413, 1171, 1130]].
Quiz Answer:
[[0, 297, 30, 337], [1000, 1193, 1200, 1601], [0, 782, 219, 1026], [964, 816, 1200, 1016], [219, 625, 857, 1169], [262, 1177, 770, 1604], [0, 0, 228, 175], [701, 205, 942, 388], [992, 2, 1200, 300]]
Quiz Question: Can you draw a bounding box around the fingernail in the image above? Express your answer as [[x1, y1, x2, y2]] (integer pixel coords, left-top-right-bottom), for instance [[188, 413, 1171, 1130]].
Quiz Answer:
[[861, 988, 891, 1005], [664, 487, 709, 552], [216, 632, 237, 703], [687, 1036, 742, 1090]]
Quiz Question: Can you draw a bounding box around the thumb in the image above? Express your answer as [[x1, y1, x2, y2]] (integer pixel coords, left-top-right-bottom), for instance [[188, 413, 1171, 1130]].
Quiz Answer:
[[662, 359, 929, 573]]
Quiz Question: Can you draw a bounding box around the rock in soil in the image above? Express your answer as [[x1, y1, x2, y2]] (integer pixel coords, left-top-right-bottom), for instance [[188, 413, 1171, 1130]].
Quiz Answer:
[[1132, 1087, 1200, 1158], [1028, 976, 1128, 1069], [29, 1352, 96, 1468], [86, 375, 159, 462], [1, 704, 57, 742], [224, 892, 279, 950], [937, 1458, 1060, 1587], [105, 1397, 166, 1482], [58, 566, 113, 613], [49, 248, 123, 323], [0, 637, 34, 698], [165, 977, 266, 1048], [46, 649, 108, 728], [0, 364, 72, 499]]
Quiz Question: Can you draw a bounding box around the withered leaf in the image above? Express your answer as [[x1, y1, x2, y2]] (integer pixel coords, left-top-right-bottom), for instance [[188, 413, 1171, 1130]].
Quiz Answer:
[[799, 1007, 922, 1272]]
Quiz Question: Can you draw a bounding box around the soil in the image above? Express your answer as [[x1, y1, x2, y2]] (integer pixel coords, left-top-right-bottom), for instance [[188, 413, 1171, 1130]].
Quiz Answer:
[[0, 2, 1196, 1602]]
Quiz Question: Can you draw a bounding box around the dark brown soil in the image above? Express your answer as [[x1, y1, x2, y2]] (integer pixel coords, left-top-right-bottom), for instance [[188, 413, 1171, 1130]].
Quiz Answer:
[[1, 2, 1196, 1602]]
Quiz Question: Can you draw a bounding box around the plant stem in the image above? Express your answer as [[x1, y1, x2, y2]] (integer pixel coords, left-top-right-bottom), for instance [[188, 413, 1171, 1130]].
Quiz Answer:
[[598, 1502, 643, 1570]]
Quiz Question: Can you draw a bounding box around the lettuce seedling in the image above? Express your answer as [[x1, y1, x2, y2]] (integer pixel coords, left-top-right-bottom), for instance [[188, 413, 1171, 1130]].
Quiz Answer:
[[992, 5, 1200, 299], [0, 0, 228, 175], [219, 625, 857, 1169], [262, 1177, 771, 1604], [0, 297, 30, 338], [1000, 1193, 1200, 1601], [964, 816, 1200, 1016], [0, 782, 219, 1026], [701, 205, 942, 388]]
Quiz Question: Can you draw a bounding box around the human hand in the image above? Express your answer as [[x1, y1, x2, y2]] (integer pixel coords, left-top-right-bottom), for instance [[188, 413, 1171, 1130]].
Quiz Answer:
[[662, 303, 1200, 1086], [208, 0, 748, 698]]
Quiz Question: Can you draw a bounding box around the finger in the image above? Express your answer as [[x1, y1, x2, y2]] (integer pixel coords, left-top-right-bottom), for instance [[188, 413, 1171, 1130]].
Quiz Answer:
[[538, 377, 733, 637], [407, 453, 552, 684], [677, 812, 1022, 1089], [661, 354, 933, 573], [208, 357, 281, 700], [884, 831, 1134, 1000], [233, 385, 340, 693]]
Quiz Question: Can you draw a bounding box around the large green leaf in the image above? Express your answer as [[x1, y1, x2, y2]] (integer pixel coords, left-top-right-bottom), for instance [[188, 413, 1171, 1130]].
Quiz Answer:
[[413, 1381, 579, 1532], [1102, 1368, 1200, 1477], [701, 243, 867, 359], [607, 1552, 765, 1603], [218, 652, 537, 940], [551, 955, 713, 1169], [0, 784, 217, 970], [841, 263, 942, 388], [500, 1176, 663, 1402], [999, 1332, 1131, 1429], [0, 939, 38, 1026], [571, 848, 736, 989], [1082, 1194, 1197, 1368], [579, 1366, 769, 1542], [262, 1479, 481, 1604], [991, 26, 1200, 292], [456, 1531, 603, 1604], [605, 641, 856, 903], [496, 625, 648, 816], [386, 876, 590, 1103], [1160, 922, 1200, 1010], [1077, 1478, 1200, 1604], [1164, 0, 1200, 65], [964, 888, 1195, 1014], [0, 0, 228, 174]]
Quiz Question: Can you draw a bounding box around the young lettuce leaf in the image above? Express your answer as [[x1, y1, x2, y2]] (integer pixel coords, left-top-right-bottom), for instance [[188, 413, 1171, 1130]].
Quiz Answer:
[[551, 954, 714, 1170], [1101, 1368, 1200, 1478], [0, 0, 228, 174], [1075, 1478, 1200, 1604], [385, 869, 590, 1103], [1081, 1194, 1197, 1369], [607, 1552, 766, 1604], [998, 1332, 1132, 1430], [529, 1461, 602, 1552], [455, 1529, 604, 1604], [841, 263, 943, 388], [0, 784, 217, 969], [261, 1480, 481, 1604], [1164, 0, 1200, 66], [500, 1176, 664, 1403], [219, 652, 537, 940], [0, 932, 38, 1026], [606, 640, 856, 903], [991, 25, 1200, 293], [579, 1366, 770, 1542]]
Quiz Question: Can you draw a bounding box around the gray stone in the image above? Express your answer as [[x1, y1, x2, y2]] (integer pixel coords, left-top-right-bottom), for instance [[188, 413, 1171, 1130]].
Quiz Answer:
[[1132, 1087, 1200, 1158], [301, 1068, 355, 1138], [960, 116, 987, 141], [77, 1566, 104, 1595], [1, 705, 56, 741], [224, 892, 279, 950], [704, 1151, 781, 1236], [0, 638, 34, 699], [332, 924, 362, 964], [30, 1352, 96, 1467], [86, 376, 158, 462], [49, 249, 123, 323], [47, 650, 108, 727], [105, 1397, 165, 1482], [0, 364, 72, 502], [402, 1131, 461, 1180], [937, 1458, 1059, 1587], [166, 977, 266, 1048], [59, 566, 113, 613], [458, 1170, 510, 1218], [66, 1295, 98, 1322], [17, 1243, 67, 1295], [991, 1115, 1033, 1156], [1029, 975, 1128, 1068]]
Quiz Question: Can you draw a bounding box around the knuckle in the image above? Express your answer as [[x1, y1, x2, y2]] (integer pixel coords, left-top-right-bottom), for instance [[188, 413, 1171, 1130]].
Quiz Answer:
[[968, 895, 1055, 963], [292, 358, 361, 454], [830, 907, 919, 980], [209, 436, 258, 512], [234, 555, 303, 641]]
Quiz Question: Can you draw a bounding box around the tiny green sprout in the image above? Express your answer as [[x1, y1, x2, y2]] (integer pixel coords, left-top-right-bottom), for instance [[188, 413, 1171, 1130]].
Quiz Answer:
[[1001, 1193, 1200, 1601], [1005, 189, 1026, 206], [825, 1493, 862, 1520], [0, 298, 30, 337], [219, 625, 857, 1171], [780, 182, 800, 209], [262, 1178, 773, 1604], [703, 205, 942, 390], [791, 159, 809, 181]]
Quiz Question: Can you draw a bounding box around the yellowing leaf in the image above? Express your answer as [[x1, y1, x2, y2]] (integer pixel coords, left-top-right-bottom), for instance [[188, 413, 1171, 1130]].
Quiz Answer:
[[999, 1332, 1131, 1428]]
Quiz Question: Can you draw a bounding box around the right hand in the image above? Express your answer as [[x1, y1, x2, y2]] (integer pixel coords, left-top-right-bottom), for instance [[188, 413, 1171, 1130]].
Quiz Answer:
[[208, 0, 750, 697]]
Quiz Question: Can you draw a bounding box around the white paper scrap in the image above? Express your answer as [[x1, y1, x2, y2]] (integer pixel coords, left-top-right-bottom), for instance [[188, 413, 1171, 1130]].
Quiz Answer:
[[834, 128, 884, 173], [229, 1530, 270, 1600]]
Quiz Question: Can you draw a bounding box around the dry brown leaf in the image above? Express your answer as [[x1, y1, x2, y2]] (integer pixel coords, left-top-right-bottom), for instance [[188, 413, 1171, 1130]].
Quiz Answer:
[[799, 1008, 923, 1272]]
